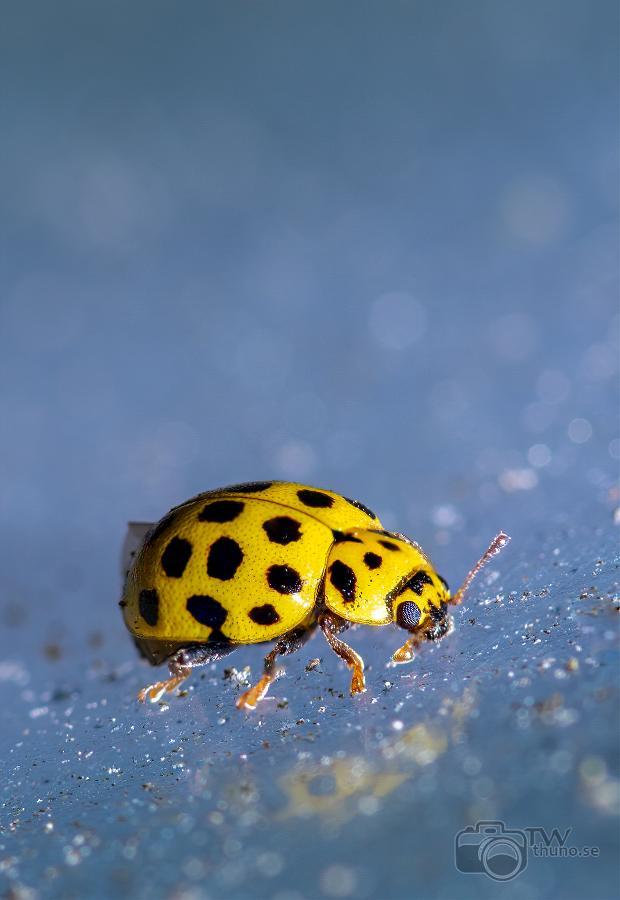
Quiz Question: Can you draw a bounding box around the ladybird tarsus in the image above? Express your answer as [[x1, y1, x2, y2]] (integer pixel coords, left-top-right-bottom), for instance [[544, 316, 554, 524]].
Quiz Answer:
[[237, 623, 317, 710], [137, 671, 191, 703], [137, 643, 236, 702]]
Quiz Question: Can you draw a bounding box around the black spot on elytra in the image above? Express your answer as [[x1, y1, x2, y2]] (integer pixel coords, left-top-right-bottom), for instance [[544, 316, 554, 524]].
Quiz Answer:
[[378, 539, 400, 552], [143, 512, 176, 547], [438, 574, 449, 592], [139, 589, 159, 626], [198, 499, 245, 523], [364, 551, 383, 570], [297, 489, 334, 508], [224, 481, 273, 493], [249, 603, 281, 626], [403, 571, 434, 595], [186, 594, 228, 629], [207, 537, 243, 580], [161, 536, 192, 578], [267, 564, 303, 594], [263, 516, 302, 545], [332, 530, 363, 544], [396, 600, 421, 630], [343, 496, 377, 520], [329, 560, 356, 603]]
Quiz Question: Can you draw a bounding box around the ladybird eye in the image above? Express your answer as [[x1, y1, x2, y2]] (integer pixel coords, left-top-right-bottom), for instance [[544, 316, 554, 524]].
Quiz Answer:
[[396, 600, 421, 631]]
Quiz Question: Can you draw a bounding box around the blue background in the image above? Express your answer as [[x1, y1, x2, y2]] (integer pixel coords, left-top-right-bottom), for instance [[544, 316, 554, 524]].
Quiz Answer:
[[1, 2, 618, 899]]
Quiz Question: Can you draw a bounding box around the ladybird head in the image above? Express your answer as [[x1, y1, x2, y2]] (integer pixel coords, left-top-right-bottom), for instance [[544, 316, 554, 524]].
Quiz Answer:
[[391, 566, 450, 632], [324, 527, 449, 627], [324, 526, 511, 630], [392, 531, 512, 630]]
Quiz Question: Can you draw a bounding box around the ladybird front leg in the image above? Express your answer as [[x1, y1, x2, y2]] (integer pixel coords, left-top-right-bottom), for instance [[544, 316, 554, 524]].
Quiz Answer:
[[319, 612, 366, 695], [237, 623, 318, 710], [390, 634, 423, 666], [138, 643, 235, 703]]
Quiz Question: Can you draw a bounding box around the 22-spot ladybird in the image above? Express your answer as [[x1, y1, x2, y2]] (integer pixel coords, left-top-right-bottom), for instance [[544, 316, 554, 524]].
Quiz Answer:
[[120, 481, 510, 708]]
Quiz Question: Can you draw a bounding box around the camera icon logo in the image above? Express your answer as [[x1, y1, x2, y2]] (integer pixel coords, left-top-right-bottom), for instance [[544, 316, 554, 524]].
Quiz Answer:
[[455, 820, 528, 881]]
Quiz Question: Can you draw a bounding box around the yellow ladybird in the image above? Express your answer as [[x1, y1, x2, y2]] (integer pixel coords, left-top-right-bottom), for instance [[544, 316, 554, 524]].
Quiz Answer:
[[120, 481, 509, 709]]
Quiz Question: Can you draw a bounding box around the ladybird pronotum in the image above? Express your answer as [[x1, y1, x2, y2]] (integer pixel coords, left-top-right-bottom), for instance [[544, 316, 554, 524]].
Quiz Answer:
[[120, 481, 510, 709]]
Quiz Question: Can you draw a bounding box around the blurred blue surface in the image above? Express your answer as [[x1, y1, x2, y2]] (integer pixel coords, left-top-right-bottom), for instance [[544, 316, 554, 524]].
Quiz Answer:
[[0, 2, 618, 899]]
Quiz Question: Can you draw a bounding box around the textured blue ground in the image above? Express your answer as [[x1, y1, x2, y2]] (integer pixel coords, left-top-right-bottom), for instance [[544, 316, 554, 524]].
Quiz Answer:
[[0, 2, 618, 899]]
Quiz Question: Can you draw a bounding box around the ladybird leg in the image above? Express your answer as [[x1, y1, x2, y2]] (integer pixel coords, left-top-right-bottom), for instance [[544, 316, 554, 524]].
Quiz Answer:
[[319, 612, 366, 695], [137, 673, 189, 704], [390, 633, 425, 665], [235, 648, 277, 710], [237, 624, 317, 710], [138, 642, 235, 703]]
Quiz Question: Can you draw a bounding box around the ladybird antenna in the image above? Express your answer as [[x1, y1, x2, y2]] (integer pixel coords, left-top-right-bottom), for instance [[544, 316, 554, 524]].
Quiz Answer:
[[449, 532, 511, 606]]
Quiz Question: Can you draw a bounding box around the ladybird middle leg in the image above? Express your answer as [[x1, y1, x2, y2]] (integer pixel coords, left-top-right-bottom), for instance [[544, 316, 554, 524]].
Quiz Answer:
[[318, 611, 366, 695], [390, 603, 453, 665], [138, 642, 236, 703], [236, 622, 318, 710]]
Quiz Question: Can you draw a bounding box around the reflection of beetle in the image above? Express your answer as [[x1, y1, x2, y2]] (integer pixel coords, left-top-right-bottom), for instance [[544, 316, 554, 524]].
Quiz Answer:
[[120, 481, 509, 709], [277, 757, 408, 821]]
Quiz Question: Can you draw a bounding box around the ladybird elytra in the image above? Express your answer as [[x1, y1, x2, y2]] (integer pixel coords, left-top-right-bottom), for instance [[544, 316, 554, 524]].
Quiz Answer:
[[120, 480, 510, 708]]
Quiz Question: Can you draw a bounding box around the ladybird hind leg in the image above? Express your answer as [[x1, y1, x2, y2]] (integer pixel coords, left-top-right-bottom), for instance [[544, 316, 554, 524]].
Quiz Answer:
[[319, 612, 366, 695], [390, 603, 453, 666], [138, 642, 236, 703], [237, 622, 318, 710]]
